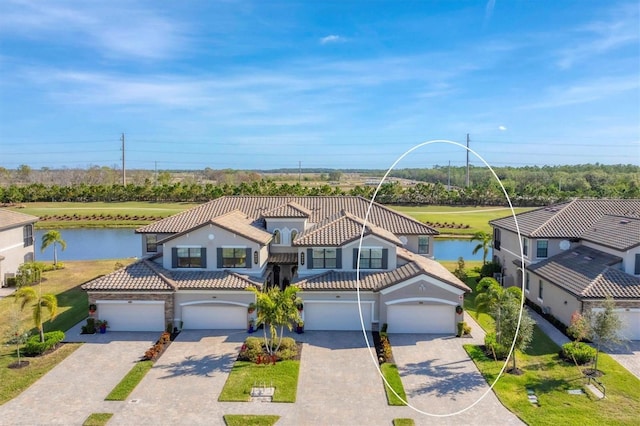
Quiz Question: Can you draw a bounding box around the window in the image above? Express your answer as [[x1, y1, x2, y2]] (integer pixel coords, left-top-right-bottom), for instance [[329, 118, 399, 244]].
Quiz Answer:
[[290, 229, 298, 244], [313, 248, 337, 269], [146, 234, 157, 253], [176, 247, 204, 268], [635, 253, 640, 275], [493, 228, 501, 250], [360, 248, 384, 269], [536, 240, 548, 258], [23, 225, 33, 247], [522, 237, 529, 257], [418, 236, 429, 254], [272, 230, 281, 245], [525, 273, 530, 291], [222, 248, 247, 268], [538, 280, 543, 300]]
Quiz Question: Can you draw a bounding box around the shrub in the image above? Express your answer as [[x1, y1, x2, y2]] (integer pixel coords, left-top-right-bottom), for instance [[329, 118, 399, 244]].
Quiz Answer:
[[479, 261, 502, 279], [561, 342, 596, 365], [453, 257, 467, 281], [381, 323, 388, 333], [242, 337, 264, 363], [275, 337, 298, 360], [457, 321, 471, 337], [484, 332, 508, 360], [23, 331, 65, 356]]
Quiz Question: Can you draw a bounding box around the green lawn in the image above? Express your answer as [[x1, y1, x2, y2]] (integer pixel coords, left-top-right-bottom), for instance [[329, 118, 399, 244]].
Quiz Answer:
[[0, 259, 135, 404], [380, 363, 407, 406], [389, 205, 533, 235], [223, 415, 280, 426], [105, 360, 154, 401], [462, 270, 640, 425], [82, 413, 114, 426], [218, 360, 300, 402], [9, 202, 198, 228]]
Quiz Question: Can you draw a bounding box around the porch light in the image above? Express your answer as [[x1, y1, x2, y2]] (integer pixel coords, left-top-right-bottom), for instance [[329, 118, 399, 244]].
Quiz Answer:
[[300, 252, 305, 265], [254, 251, 259, 264]]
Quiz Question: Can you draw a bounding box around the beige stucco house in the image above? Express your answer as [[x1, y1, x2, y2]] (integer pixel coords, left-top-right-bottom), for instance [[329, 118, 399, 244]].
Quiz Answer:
[[83, 196, 470, 333], [490, 199, 640, 340], [0, 209, 39, 286]]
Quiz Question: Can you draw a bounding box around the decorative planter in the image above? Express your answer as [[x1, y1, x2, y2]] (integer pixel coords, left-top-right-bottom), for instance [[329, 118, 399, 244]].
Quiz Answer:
[[455, 305, 463, 315], [99, 326, 107, 334]]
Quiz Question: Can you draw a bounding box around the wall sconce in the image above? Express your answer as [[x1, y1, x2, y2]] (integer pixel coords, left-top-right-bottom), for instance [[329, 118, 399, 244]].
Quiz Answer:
[[564, 301, 567, 305], [254, 251, 259, 265], [300, 252, 305, 266]]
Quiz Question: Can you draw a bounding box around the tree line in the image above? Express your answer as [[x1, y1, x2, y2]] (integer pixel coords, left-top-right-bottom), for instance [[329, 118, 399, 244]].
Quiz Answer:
[[0, 164, 638, 206]]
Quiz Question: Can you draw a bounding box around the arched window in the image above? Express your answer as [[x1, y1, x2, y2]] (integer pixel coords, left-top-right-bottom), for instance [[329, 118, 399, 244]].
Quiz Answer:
[[273, 229, 281, 244], [290, 229, 298, 244]]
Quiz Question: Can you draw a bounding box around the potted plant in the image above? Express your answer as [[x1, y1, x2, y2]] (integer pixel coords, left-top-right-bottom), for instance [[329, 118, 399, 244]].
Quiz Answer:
[[296, 321, 304, 334], [88, 303, 97, 316], [248, 319, 255, 334], [96, 320, 109, 334], [247, 302, 256, 314]]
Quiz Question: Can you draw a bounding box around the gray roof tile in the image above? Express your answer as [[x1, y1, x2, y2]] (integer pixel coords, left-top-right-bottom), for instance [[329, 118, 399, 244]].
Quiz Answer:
[[262, 201, 312, 218], [81, 260, 175, 292], [490, 199, 640, 238], [527, 246, 640, 299], [580, 215, 640, 250]]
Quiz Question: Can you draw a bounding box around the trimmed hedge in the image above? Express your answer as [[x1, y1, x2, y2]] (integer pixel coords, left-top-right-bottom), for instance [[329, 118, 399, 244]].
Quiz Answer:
[[23, 331, 65, 356], [561, 342, 596, 365]]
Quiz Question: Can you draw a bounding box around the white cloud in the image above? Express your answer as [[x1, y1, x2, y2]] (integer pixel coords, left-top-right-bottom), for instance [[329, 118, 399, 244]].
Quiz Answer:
[[320, 35, 343, 45], [498, 125, 507, 131]]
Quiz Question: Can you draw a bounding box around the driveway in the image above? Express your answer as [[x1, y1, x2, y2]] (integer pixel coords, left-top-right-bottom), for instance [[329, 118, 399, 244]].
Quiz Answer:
[[606, 340, 640, 380], [0, 331, 157, 425]]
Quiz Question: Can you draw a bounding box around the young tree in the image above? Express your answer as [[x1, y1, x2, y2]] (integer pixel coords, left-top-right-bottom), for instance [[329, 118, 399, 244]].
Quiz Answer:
[[453, 256, 467, 281], [493, 294, 535, 373], [247, 285, 302, 355], [567, 311, 590, 343], [5, 306, 30, 366], [15, 286, 58, 343], [471, 231, 492, 265], [41, 230, 67, 266], [588, 297, 624, 373]]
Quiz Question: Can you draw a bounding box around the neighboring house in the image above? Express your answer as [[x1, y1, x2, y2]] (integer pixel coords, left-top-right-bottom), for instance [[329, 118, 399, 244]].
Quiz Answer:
[[83, 196, 470, 333], [0, 209, 39, 287], [490, 199, 640, 340]]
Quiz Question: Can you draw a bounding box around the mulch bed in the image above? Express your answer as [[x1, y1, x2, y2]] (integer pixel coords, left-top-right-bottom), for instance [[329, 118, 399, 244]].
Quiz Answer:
[[236, 338, 303, 362], [8, 361, 30, 369]]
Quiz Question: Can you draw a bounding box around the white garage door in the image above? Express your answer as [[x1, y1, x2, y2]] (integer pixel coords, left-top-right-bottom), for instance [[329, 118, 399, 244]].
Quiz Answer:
[[304, 302, 372, 331], [387, 304, 455, 334], [618, 310, 640, 340], [98, 301, 165, 332], [182, 304, 246, 330]]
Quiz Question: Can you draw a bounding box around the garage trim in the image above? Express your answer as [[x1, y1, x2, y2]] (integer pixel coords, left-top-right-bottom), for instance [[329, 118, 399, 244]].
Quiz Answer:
[[385, 297, 458, 306], [379, 275, 465, 296], [180, 300, 250, 308], [96, 300, 164, 305]]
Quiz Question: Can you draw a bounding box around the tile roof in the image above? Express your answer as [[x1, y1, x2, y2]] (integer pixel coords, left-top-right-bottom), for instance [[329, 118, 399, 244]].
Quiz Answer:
[[81, 260, 175, 292], [82, 260, 262, 292], [267, 252, 299, 264], [490, 199, 640, 238], [210, 210, 273, 244], [0, 209, 39, 231], [262, 201, 312, 218], [294, 251, 471, 293], [580, 215, 640, 250], [293, 210, 402, 247], [136, 196, 437, 237], [527, 246, 640, 299]]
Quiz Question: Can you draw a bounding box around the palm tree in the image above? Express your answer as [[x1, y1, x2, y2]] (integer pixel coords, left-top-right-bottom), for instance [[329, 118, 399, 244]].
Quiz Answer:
[[15, 286, 58, 343], [41, 230, 67, 266], [247, 285, 302, 355], [471, 231, 492, 264]]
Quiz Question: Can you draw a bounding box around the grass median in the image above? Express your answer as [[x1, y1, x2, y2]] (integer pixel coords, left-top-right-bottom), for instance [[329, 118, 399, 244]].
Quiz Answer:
[[219, 360, 300, 402], [105, 360, 154, 401]]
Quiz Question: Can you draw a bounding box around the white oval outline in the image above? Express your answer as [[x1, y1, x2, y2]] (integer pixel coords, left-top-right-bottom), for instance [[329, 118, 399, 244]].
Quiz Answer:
[[355, 140, 525, 417]]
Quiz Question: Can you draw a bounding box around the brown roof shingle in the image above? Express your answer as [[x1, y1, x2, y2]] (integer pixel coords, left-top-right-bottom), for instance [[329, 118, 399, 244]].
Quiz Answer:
[[0, 209, 39, 232], [81, 260, 175, 292], [580, 215, 640, 251]]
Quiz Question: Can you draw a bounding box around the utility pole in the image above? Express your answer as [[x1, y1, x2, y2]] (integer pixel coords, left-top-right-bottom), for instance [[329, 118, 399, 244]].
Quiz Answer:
[[298, 161, 301, 183], [121, 133, 126, 186], [465, 133, 470, 187]]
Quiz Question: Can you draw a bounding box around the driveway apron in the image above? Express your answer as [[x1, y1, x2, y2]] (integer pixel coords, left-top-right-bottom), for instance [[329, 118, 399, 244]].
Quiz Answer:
[[0, 334, 155, 425]]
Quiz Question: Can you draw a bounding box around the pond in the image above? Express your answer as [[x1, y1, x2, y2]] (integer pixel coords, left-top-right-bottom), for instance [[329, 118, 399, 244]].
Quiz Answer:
[[35, 228, 488, 262]]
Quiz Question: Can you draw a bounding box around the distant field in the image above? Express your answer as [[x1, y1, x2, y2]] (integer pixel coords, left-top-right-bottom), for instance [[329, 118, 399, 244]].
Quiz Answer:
[[389, 205, 534, 235]]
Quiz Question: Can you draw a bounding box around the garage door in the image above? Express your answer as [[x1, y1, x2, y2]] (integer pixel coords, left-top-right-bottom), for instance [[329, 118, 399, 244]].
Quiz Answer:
[[98, 301, 165, 332], [304, 302, 372, 331], [182, 304, 246, 330], [618, 310, 640, 340], [387, 304, 455, 334]]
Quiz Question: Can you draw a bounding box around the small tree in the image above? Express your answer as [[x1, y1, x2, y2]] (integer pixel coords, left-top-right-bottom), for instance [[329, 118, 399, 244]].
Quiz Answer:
[[588, 297, 624, 373], [41, 230, 67, 266], [493, 294, 535, 373], [567, 311, 590, 343], [5, 306, 30, 366], [453, 256, 467, 281], [15, 262, 44, 287], [247, 285, 302, 355], [471, 231, 492, 265], [15, 286, 58, 343]]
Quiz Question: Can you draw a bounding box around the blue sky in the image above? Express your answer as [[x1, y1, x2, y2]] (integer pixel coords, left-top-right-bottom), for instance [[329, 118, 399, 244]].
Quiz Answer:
[[0, 1, 638, 170]]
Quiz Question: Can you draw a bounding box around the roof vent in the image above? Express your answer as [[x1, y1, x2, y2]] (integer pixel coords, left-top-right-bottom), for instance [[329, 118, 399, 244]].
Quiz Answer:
[[583, 256, 593, 261], [620, 219, 631, 224]]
